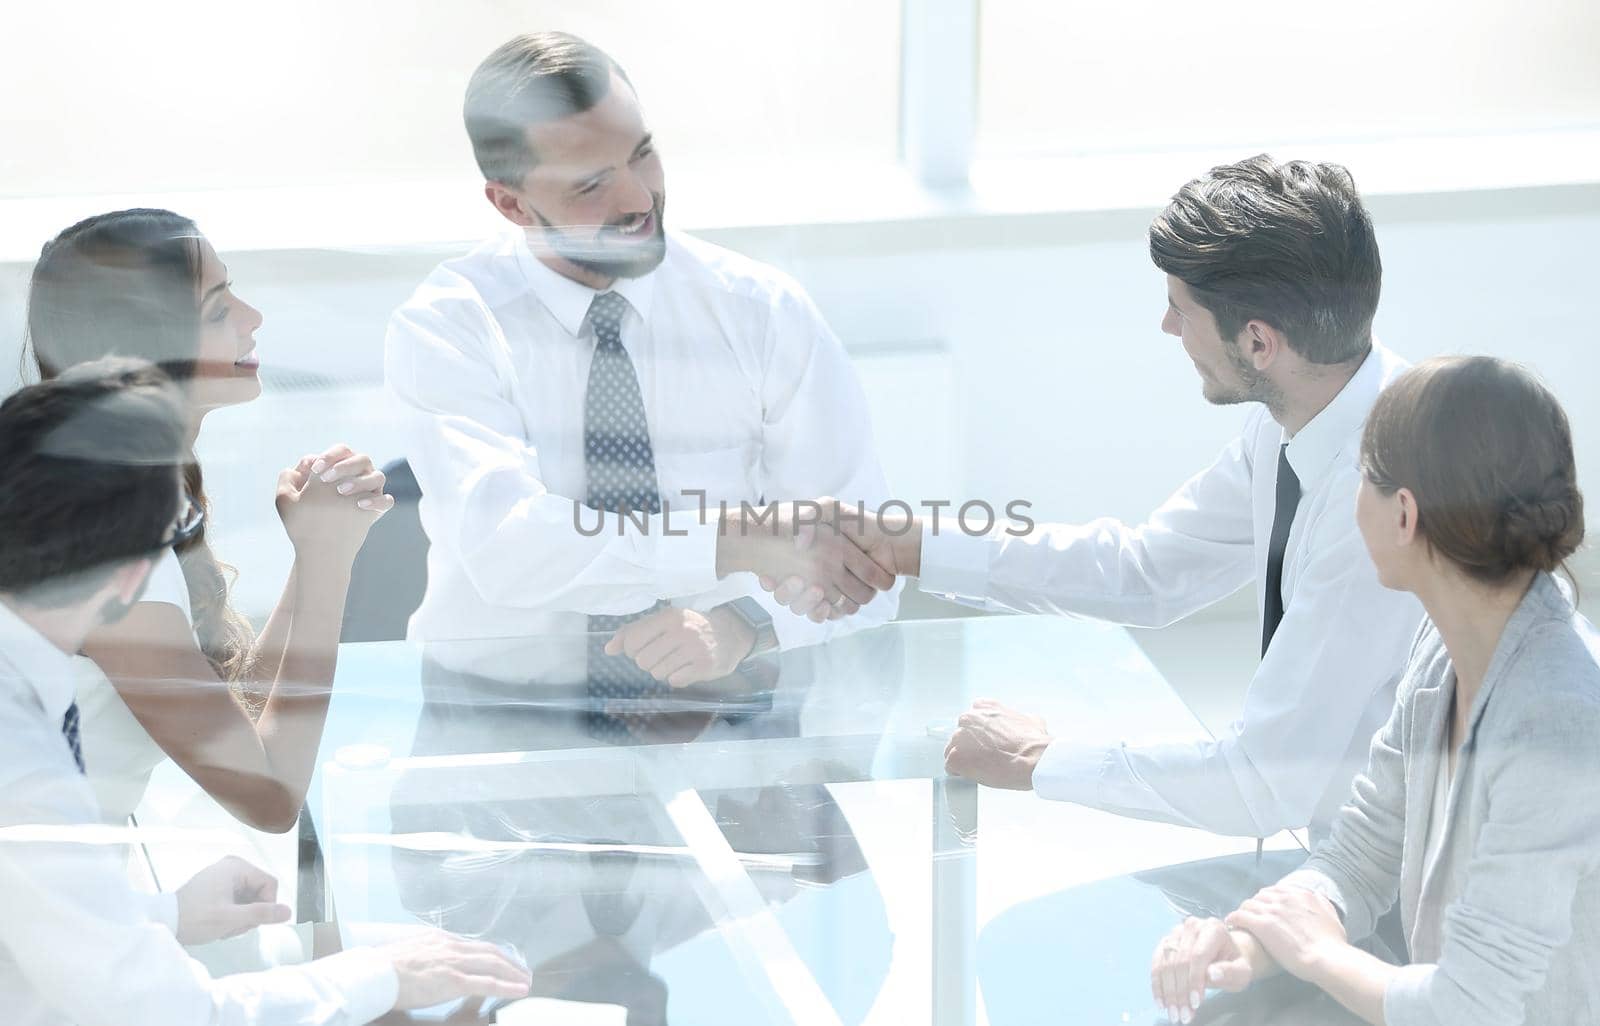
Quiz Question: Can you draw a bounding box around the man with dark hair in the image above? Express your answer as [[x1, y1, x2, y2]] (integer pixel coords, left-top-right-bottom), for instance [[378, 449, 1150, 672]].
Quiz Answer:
[[388, 31, 898, 685], [0, 359, 190, 608], [1148, 154, 1384, 385], [0, 358, 531, 1024], [789, 156, 1423, 845]]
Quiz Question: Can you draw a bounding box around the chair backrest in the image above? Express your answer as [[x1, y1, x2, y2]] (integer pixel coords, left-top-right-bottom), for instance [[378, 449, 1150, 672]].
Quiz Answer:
[[340, 458, 429, 643]]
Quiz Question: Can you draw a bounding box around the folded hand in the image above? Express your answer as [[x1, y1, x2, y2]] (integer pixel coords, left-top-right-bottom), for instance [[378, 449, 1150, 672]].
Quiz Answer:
[[1150, 916, 1265, 1024], [1225, 884, 1346, 982], [276, 443, 394, 563], [604, 605, 754, 687]]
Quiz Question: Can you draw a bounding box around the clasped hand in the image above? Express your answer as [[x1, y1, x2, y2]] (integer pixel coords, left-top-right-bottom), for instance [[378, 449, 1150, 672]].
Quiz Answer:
[[1149, 884, 1346, 1023], [721, 498, 905, 623], [275, 443, 395, 564], [604, 605, 753, 687]]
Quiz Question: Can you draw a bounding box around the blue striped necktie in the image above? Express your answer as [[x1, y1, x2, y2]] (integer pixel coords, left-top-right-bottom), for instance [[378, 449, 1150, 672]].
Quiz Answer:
[[61, 700, 85, 773]]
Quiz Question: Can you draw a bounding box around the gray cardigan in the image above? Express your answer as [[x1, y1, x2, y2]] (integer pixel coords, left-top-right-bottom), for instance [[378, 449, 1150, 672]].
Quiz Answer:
[[1284, 572, 1600, 1026]]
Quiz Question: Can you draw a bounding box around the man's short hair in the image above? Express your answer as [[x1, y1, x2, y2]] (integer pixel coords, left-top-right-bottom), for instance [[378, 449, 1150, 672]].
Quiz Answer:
[[1149, 154, 1382, 365], [464, 31, 631, 188], [0, 357, 186, 603]]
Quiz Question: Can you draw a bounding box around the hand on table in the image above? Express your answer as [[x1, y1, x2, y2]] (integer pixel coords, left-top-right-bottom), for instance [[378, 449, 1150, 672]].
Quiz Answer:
[[383, 929, 531, 1011], [604, 605, 754, 687], [942, 698, 1053, 790], [276, 443, 394, 564], [1150, 916, 1271, 1023], [174, 855, 292, 945], [1225, 885, 1347, 982], [716, 499, 897, 623]]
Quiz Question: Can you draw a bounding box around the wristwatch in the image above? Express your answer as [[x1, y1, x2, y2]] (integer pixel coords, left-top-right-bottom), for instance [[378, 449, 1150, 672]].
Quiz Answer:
[[727, 596, 778, 657]]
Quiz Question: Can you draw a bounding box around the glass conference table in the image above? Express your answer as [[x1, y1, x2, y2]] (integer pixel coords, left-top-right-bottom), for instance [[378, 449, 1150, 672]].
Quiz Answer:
[[308, 615, 1355, 1026]]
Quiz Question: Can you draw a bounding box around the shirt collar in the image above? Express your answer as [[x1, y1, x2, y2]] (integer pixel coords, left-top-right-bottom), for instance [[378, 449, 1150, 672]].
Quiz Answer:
[[513, 230, 659, 338], [0, 598, 81, 723], [1282, 342, 1403, 487]]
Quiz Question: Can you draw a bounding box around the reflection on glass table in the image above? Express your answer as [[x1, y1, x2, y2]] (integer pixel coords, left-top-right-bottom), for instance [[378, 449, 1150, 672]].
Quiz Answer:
[[309, 616, 1326, 1026]]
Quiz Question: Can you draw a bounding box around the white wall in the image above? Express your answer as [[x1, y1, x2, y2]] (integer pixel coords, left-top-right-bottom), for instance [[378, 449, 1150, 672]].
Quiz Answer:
[[2, 183, 1596, 618]]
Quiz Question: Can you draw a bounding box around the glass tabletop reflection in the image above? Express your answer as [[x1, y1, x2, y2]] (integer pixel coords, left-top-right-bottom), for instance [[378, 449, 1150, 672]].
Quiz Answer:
[[309, 615, 1323, 1026]]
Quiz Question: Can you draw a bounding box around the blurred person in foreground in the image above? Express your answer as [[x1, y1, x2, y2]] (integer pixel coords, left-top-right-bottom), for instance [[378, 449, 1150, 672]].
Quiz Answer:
[[25, 209, 394, 840], [0, 358, 529, 1025]]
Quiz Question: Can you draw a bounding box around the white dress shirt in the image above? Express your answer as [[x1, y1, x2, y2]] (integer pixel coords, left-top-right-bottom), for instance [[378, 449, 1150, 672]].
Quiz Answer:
[[73, 549, 311, 975], [921, 343, 1424, 838], [75, 549, 189, 825], [386, 228, 898, 675], [0, 598, 397, 1026]]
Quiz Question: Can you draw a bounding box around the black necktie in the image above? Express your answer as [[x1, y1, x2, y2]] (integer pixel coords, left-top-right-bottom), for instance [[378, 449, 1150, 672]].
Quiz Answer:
[[1261, 443, 1301, 656], [62, 700, 85, 773], [583, 292, 666, 742]]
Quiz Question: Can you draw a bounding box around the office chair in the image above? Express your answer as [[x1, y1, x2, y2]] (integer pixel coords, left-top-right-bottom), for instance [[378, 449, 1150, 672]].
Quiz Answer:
[[340, 457, 429, 644], [300, 458, 428, 922]]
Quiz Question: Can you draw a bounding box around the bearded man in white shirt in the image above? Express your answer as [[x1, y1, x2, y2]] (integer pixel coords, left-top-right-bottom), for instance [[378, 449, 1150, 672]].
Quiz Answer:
[[0, 358, 529, 1025], [385, 32, 899, 688], [776, 156, 1425, 845]]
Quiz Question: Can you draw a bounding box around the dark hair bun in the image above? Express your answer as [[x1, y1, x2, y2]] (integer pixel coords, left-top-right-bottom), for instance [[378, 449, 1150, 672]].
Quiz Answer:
[[1500, 480, 1585, 573]]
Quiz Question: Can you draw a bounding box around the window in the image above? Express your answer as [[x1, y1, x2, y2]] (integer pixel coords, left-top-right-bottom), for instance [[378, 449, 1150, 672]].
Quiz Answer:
[[0, 0, 900, 198], [978, 0, 1600, 158]]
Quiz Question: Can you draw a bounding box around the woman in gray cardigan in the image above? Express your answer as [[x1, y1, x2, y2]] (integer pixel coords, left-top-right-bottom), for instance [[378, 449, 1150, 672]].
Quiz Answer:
[[1150, 355, 1600, 1026]]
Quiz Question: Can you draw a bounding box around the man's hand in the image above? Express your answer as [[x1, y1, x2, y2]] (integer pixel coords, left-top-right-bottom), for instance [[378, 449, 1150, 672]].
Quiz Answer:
[[716, 500, 896, 623], [1150, 917, 1272, 1024], [759, 498, 921, 620], [383, 929, 531, 1010], [942, 698, 1053, 790], [604, 605, 754, 687], [174, 855, 292, 946], [1225, 885, 1348, 983]]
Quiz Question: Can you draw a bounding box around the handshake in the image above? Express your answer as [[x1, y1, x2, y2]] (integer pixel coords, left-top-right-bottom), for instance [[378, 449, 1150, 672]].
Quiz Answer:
[[714, 498, 922, 622]]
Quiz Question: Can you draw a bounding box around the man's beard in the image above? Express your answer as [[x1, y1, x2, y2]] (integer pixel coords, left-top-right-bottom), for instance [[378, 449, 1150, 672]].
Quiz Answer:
[[1204, 337, 1282, 409], [534, 195, 668, 280]]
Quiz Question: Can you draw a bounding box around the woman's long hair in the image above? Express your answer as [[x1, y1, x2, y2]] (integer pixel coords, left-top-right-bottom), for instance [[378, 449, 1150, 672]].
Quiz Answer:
[[25, 209, 256, 682]]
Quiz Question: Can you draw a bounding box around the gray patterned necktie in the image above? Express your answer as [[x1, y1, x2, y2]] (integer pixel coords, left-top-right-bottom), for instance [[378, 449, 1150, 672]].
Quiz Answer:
[[583, 291, 666, 742], [584, 292, 661, 517]]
